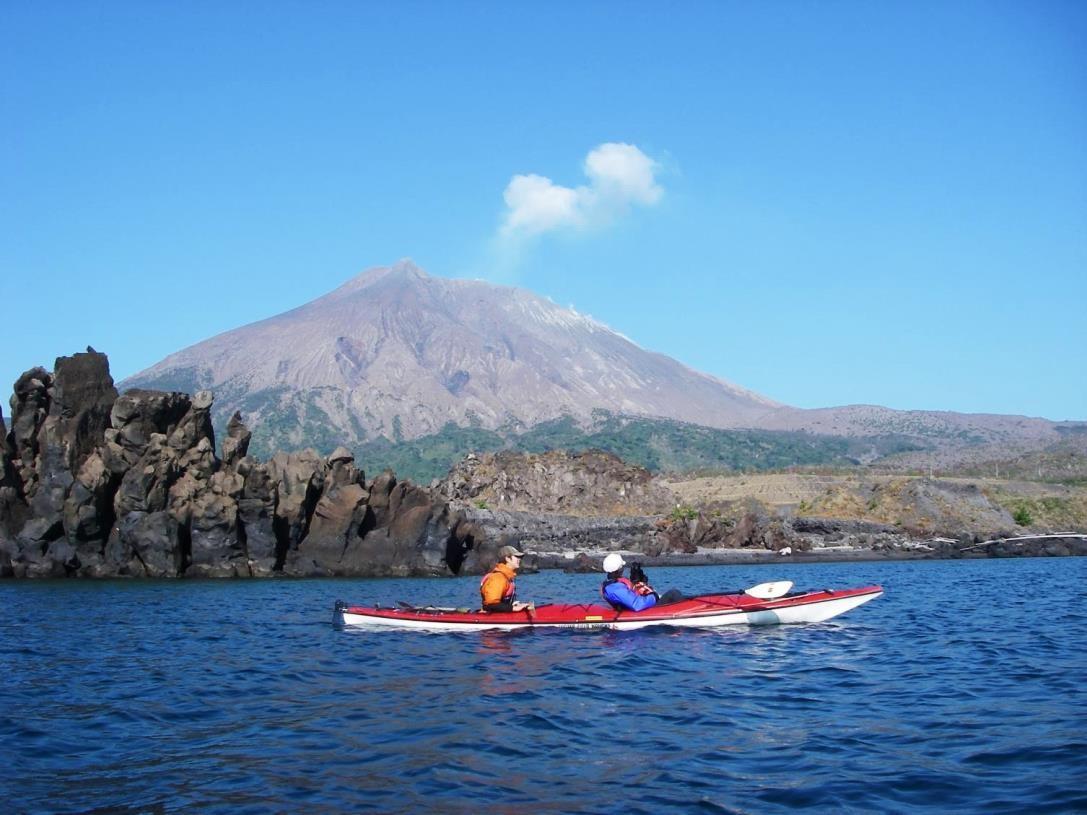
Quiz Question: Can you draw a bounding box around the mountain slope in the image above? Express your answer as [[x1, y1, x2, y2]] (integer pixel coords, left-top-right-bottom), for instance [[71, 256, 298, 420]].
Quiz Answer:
[[122, 260, 1080, 469], [123, 261, 781, 450]]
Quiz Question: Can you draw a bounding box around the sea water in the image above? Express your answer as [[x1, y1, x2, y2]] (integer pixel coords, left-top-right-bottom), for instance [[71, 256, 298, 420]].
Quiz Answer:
[[2, 557, 1085, 814]]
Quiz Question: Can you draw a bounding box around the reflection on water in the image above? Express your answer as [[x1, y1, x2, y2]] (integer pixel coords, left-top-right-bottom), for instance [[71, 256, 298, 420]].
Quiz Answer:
[[1, 558, 1085, 814]]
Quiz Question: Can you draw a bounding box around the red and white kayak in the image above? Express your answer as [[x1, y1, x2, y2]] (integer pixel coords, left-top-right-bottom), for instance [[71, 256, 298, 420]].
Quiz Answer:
[[333, 581, 882, 632]]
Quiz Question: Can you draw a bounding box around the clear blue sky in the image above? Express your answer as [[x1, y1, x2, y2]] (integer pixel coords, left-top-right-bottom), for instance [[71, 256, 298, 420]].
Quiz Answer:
[[3, 1, 1085, 421]]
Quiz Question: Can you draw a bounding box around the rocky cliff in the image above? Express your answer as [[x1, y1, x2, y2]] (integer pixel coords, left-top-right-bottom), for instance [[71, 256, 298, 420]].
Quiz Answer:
[[0, 350, 493, 579], [434, 450, 1087, 565], [5, 351, 1084, 579], [437, 449, 675, 516]]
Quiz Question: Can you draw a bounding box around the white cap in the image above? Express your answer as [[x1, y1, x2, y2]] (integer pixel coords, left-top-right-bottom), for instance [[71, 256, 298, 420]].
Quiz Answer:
[[602, 553, 626, 574]]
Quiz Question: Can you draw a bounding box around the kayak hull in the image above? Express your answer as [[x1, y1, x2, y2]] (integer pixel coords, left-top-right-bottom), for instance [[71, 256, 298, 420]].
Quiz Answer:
[[334, 585, 882, 632]]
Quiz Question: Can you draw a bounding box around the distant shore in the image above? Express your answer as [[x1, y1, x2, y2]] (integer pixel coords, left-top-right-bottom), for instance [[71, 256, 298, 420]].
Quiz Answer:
[[530, 540, 1087, 573]]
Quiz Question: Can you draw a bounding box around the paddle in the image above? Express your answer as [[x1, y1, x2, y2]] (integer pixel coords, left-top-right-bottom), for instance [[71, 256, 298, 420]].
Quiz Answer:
[[744, 580, 793, 600]]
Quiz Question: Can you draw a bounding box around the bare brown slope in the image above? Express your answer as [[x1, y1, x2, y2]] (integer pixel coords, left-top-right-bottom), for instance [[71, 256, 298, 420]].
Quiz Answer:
[[122, 260, 1078, 463], [123, 261, 780, 445]]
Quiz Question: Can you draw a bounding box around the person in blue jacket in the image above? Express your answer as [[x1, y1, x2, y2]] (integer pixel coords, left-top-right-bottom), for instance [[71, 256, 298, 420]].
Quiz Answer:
[[600, 553, 662, 611]]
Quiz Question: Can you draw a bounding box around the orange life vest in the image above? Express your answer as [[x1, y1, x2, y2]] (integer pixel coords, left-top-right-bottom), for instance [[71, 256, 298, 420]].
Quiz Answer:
[[480, 563, 517, 606]]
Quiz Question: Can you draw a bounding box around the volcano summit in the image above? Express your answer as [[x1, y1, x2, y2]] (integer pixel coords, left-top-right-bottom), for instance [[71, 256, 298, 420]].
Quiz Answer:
[[123, 261, 782, 450]]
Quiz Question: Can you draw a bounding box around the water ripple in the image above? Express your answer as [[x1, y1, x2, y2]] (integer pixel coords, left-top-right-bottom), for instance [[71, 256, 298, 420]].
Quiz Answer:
[[1, 558, 1085, 813]]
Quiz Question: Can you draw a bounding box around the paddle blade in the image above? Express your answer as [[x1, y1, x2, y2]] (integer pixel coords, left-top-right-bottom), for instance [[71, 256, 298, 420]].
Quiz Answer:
[[745, 580, 794, 600]]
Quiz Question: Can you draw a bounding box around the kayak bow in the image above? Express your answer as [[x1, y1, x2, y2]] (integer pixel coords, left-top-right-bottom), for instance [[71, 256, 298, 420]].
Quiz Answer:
[[333, 584, 882, 631]]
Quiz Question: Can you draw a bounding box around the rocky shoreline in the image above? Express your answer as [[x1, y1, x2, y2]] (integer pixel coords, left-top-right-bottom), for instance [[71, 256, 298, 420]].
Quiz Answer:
[[2, 350, 1084, 580], [0, 350, 493, 579], [463, 507, 1087, 574], [531, 541, 1087, 573]]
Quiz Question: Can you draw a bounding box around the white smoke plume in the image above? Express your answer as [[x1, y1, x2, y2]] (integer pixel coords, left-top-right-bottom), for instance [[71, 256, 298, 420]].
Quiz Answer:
[[499, 142, 663, 239]]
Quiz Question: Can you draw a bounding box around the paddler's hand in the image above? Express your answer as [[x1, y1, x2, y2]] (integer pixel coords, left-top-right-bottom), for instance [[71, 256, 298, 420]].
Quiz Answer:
[[512, 601, 534, 612]]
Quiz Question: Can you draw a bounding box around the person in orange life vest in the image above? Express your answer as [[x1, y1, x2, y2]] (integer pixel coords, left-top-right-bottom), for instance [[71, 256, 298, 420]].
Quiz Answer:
[[480, 544, 535, 613]]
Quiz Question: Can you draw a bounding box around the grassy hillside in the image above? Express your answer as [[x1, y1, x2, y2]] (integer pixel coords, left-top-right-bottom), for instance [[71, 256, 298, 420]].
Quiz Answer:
[[945, 435, 1087, 486], [664, 472, 1087, 535]]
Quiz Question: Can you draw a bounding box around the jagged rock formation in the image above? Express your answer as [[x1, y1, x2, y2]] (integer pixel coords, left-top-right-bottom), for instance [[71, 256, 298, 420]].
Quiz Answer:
[[0, 350, 482, 579], [437, 449, 675, 516]]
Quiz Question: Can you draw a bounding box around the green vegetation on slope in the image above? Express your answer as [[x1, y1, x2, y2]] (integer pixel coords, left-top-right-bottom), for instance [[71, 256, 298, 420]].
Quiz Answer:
[[948, 438, 1087, 486], [353, 413, 928, 483], [356, 423, 505, 482], [987, 491, 1087, 531], [120, 373, 940, 484]]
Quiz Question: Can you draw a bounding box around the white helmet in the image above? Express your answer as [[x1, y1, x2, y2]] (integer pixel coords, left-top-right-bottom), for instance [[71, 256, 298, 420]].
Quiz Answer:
[[602, 553, 626, 574]]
